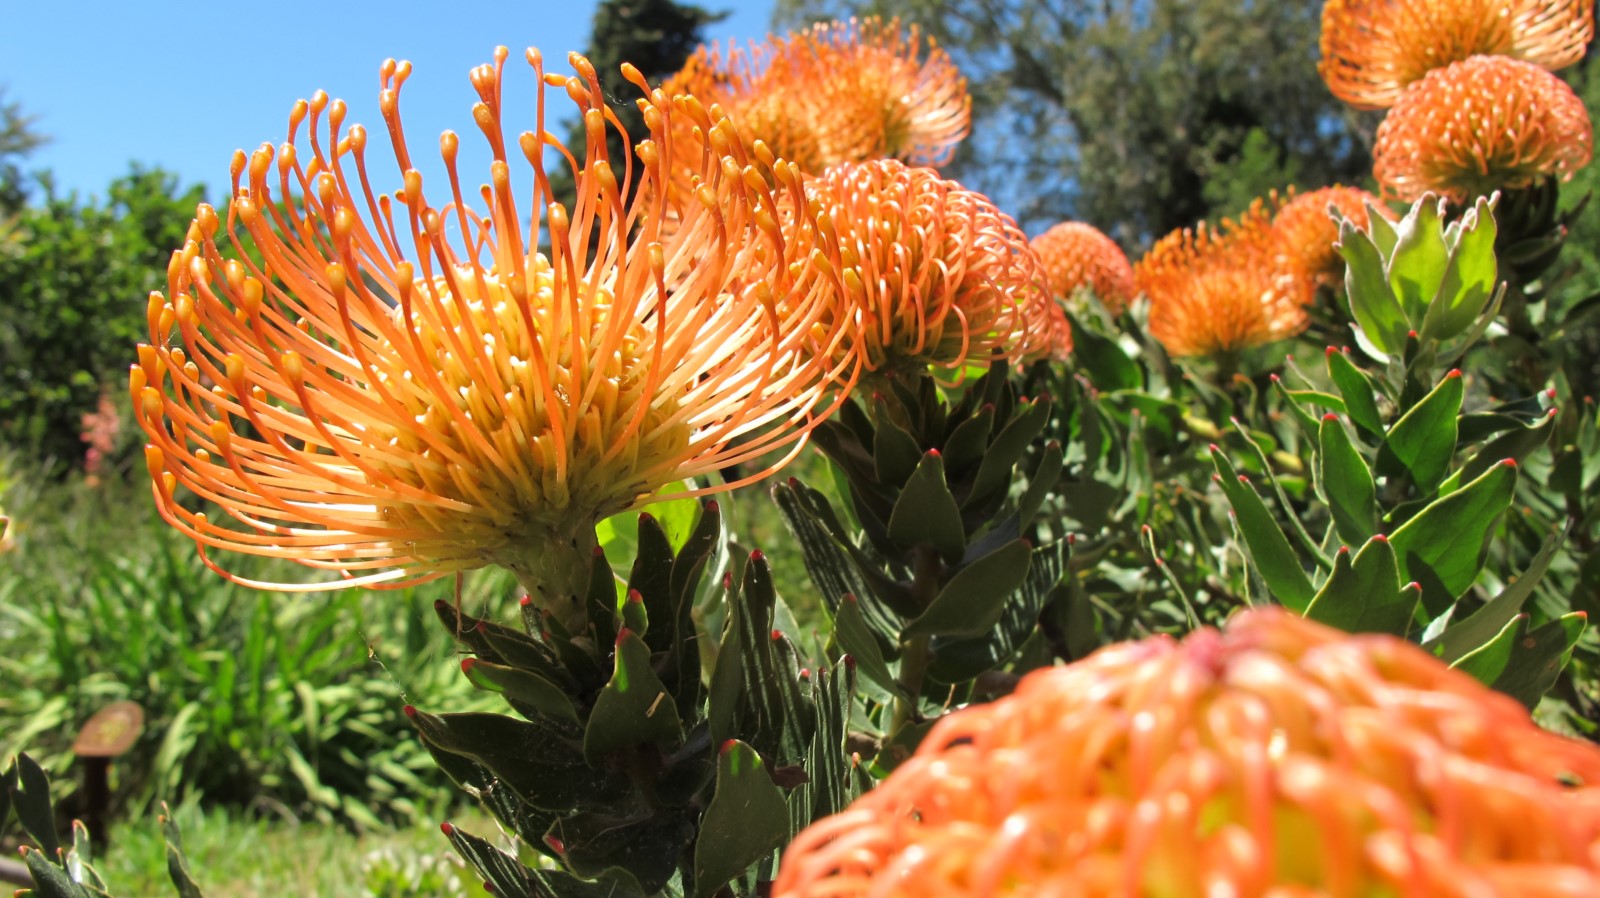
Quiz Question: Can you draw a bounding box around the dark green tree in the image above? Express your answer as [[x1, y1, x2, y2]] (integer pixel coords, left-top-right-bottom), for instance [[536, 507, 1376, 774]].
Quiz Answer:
[[774, 0, 1373, 245], [0, 166, 205, 467], [546, 0, 728, 210]]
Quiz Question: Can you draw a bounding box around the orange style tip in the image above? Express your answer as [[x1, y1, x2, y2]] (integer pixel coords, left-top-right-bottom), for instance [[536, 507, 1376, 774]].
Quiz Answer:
[[519, 594, 533, 606], [402, 705, 417, 718], [460, 658, 476, 674], [1323, 413, 1339, 422], [1373, 533, 1390, 543], [626, 589, 644, 605], [439, 822, 454, 836], [1446, 369, 1462, 379], [1502, 458, 1518, 468], [750, 548, 765, 562], [719, 739, 740, 756]]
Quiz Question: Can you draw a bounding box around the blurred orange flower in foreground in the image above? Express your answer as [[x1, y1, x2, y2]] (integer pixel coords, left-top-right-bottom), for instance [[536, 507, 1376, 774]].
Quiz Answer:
[[1373, 54, 1594, 203], [133, 49, 851, 609], [775, 608, 1600, 898], [666, 17, 970, 176], [1270, 186, 1390, 288], [1136, 201, 1312, 360], [1029, 222, 1136, 314], [1319, 0, 1594, 109], [799, 159, 1058, 377]]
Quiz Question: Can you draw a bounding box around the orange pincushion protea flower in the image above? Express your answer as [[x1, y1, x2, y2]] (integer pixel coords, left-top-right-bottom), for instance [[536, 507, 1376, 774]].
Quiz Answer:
[[799, 159, 1057, 376], [133, 48, 852, 606], [665, 17, 970, 176], [1319, 0, 1594, 110], [1270, 186, 1390, 287], [1373, 55, 1594, 203], [1136, 201, 1313, 359], [1029, 221, 1136, 313], [775, 608, 1600, 898]]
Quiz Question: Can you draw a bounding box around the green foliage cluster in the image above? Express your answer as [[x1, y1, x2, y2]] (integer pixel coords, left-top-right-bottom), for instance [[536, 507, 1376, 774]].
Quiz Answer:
[[0, 470, 499, 829], [0, 167, 204, 467]]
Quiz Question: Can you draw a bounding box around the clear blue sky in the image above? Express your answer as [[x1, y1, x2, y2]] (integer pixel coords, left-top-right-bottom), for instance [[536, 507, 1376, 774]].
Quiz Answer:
[[2, 1, 777, 202]]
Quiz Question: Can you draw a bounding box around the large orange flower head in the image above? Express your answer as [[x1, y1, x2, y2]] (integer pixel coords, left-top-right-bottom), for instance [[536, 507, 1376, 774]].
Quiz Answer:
[[133, 48, 851, 608], [800, 159, 1058, 377], [775, 608, 1600, 898], [1270, 186, 1390, 288], [1319, 0, 1594, 109], [665, 17, 970, 177], [1029, 221, 1136, 314], [1135, 200, 1313, 359], [1373, 54, 1594, 203]]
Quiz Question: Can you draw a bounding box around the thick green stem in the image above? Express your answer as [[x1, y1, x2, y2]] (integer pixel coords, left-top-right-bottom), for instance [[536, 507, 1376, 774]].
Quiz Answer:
[[507, 526, 599, 636], [888, 634, 931, 741]]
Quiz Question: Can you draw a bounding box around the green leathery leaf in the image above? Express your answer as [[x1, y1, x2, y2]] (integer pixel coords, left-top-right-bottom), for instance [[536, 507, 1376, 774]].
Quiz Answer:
[[441, 822, 537, 898], [831, 593, 901, 698], [1065, 310, 1142, 391], [1326, 350, 1384, 438], [628, 512, 677, 656], [22, 848, 94, 898], [1452, 613, 1587, 708], [1211, 448, 1315, 611], [584, 630, 684, 764], [161, 806, 206, 898], [888, 450, 967, 560], [1427, 521, 1570, 663], [904, 538, 1033, 638], [872, 395, 924, 485], [693, 740, 791, 898], [1386, 196, 1450, 325], [1441, 409, 1555, 495], [1304, 536, 1411, 636], [1338, 219, 1408, 356], [409, 709, 621, 811], [940, 403, 997, 476], [1271, 376, 1324, 442], [1377, 369, 1462, 493], [1388, 460, 1517, 617], [1018, 440, 1065, 529], [460, 657, 579, 723], [12, 752, 59, 859], [556, 810, 696, 894], [964, 396, 1053, 511], [926, 539, 1067, 683], [1318, 415, 1378, 546], [1420, 196, 1499, 343]]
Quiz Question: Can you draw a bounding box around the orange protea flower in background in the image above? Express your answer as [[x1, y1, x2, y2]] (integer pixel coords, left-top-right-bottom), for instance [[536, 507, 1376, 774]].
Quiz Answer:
[[1270, 186, 1390, 288], [1319, 0, 1594, 109], [775, 608, 1600, 898], [1373, 54, 1594, 203], [798, 159, 1057, 377], [665, 17, 970, 177], [1136, 200, 1313, 360], [132, 48, 852, 625], [1029, 221, 1136, 314]]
